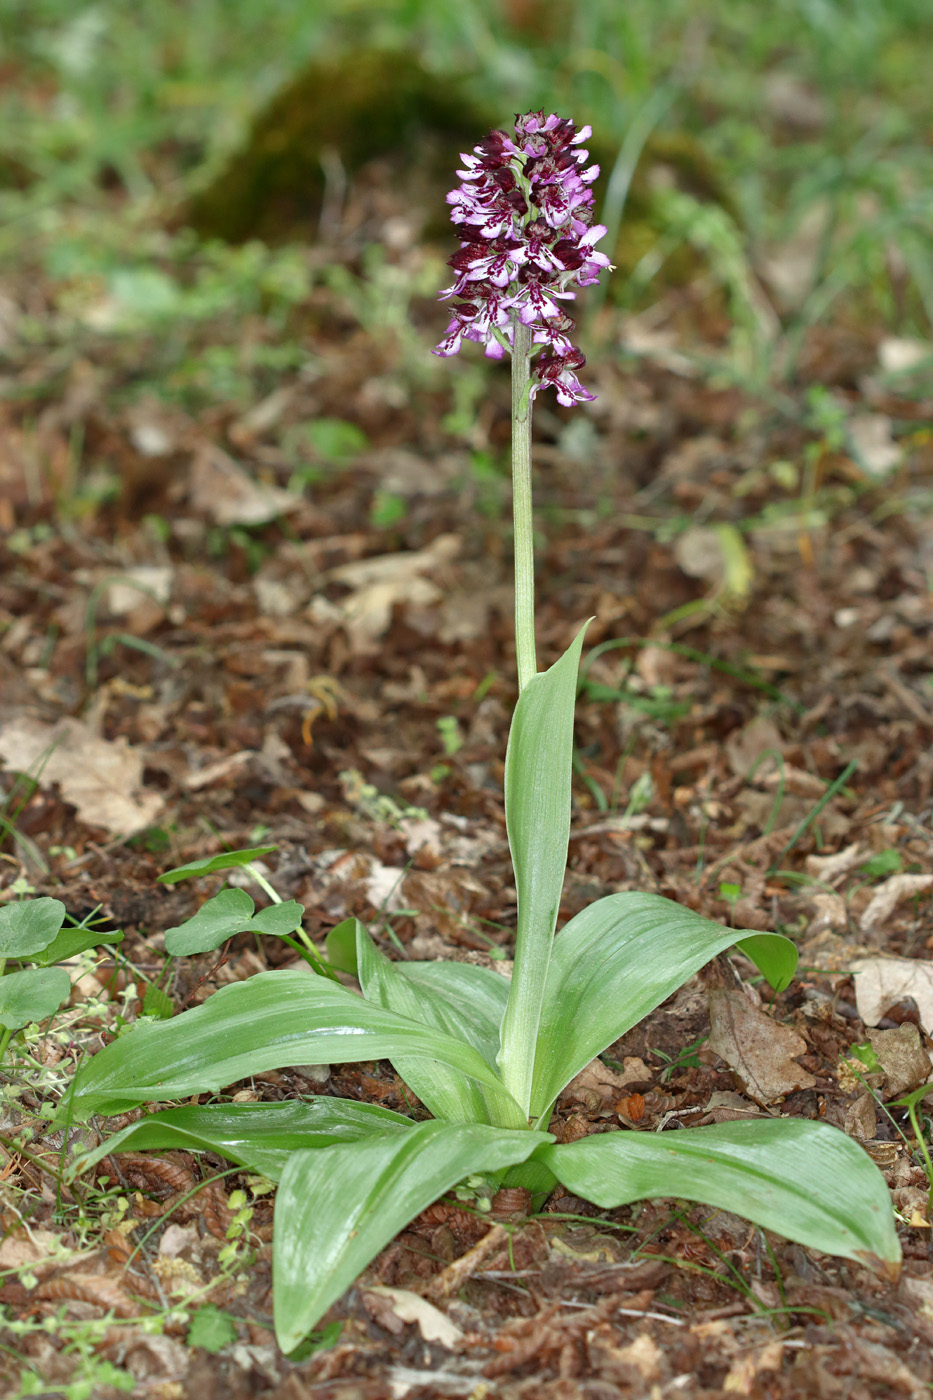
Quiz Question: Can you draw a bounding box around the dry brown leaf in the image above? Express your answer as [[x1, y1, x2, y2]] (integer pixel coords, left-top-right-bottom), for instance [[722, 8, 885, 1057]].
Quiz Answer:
[[708, 988, 816, 1105], [860, 873, 933, 937], [0, 716, 163, 836], [189, 443, 298, 526], [361, 1287, 464, 1347], [867, 1024, 932, 1097], [851, 956, 933, 1034], [843, 1092, 877, 1141], [325, 534, 461, 650], [806, 892, 848, 934], [724, 715, 783, 780], [34, 1271, 141, 1317], [560, 1057, 653, 1106], [0, 1229, 67, 1274], [805, 843, 868, 883]]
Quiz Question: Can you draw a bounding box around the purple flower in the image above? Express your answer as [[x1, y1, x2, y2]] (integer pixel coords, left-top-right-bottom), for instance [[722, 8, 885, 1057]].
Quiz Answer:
[[435, 110, 610, 404]]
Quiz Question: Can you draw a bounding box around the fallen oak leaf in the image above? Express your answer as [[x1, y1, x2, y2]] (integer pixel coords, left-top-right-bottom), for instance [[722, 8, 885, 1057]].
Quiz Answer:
[[851, 957, 933, 1036], [707, 988, 816, 1106]]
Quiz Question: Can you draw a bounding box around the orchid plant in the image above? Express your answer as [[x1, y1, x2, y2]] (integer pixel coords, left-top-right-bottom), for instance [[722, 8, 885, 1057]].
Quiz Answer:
[[63, 113, 898, 1353]]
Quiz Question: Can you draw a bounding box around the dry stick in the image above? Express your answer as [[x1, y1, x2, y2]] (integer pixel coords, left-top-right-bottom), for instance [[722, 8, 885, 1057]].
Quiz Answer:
[[425, 1223, 511, 1302]]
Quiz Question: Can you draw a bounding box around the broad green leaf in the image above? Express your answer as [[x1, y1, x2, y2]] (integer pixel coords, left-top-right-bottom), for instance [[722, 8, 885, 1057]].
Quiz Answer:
[[273, 1121, 550, 1351], [65, 970, 517, 1119], [157, 846, 278, 884], [71, 1097, 414, 1181], [248, 900, 304, 937], [529, 892, 797, 1120], [0, 899, 66, 958], [27, 922, 124, 967], [355, 928, 521, 1127], [0, 967, 72, 1031], [403, 961, 509, 1068], [164, 889, 255, 954], [539, 1118, 900, 1274], [325, 917, 363, 976], [498, 623, 588, 1115]]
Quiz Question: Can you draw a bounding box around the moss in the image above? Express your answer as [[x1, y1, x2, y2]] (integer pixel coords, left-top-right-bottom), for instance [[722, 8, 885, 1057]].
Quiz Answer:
[[180, 49, 492, 244]]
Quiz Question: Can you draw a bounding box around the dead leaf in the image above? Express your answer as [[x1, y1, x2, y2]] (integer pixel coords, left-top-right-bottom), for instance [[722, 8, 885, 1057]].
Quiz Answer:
[[867, 1024, 932, 1098], [851, 956, 933, 1034], [705, 1090, 761, 1122], [878, 337, 931, 373], [362, 1287, 464, 1348], [327, 533, 460, 590], [0, 1229, 66, 1274], [843, 1092, 877, 1141], [189, 443, 299, 526], [560, 1056, 653, 1106], [0, 716, 163, 837], [806, 892, 848, 934], [708, 988, 816, 1105], [105, 566, 173, 617], [805, 843, 867, 883], [860, 874, 933, 937], [325, 534, 461, 650], [724, 715, 783, 780], [847, 413, 901, 478]]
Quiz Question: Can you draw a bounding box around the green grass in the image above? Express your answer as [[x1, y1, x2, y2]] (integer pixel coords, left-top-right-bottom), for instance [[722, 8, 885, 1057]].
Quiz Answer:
[[1, 0, 930, 336]]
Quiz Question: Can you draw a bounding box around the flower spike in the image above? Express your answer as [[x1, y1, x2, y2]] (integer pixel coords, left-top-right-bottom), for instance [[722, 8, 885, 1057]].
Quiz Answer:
[[435, 111, 610, 404]]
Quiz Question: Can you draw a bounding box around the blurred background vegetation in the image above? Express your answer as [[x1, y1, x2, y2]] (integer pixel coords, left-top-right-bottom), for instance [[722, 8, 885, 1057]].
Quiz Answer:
[[0, 0, 931, 516]]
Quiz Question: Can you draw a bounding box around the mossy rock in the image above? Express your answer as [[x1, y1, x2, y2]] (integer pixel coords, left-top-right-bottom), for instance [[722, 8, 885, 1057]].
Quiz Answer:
[[179, 50, 742, 308], [180, 49, 493, 244]]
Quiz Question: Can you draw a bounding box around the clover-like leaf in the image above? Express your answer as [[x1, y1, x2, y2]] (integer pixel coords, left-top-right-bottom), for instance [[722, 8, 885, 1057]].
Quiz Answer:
[[248, 901, 304, 938], [164, 888, 255, 955], [0, 967, 72, 1031], [0, 899, 67, 958]]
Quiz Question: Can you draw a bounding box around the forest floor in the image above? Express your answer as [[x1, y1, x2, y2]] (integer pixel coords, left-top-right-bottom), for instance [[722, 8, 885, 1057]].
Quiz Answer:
[[2, 28, 933, 1400]]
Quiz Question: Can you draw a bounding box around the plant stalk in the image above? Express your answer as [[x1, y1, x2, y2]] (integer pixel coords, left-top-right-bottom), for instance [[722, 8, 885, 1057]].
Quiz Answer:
[[511, 319, 537, 693]]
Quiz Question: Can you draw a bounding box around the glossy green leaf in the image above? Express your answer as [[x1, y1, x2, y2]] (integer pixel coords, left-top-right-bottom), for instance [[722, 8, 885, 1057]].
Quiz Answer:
[[71, 1097, 414, 1181], [498, 623, 588, 1115], [273, 1121, 550, 1351], [325, 917, 363, 976], [164, 889, 255, 954], [157, 846, 278, 884], [403, 960, 509, 1067], [539, 1118, 900, 1274], [27, 922, 124, 967], [529, 892, 797, 1120], [0, 967, 72, 1031], [0, 899, 66, 958], [65, 969, 516, 1119], [355, 928, 520, 1127]]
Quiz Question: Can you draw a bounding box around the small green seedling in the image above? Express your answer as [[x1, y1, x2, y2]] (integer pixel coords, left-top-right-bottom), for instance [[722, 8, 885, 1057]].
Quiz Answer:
[[0, 898, 124, 1061]]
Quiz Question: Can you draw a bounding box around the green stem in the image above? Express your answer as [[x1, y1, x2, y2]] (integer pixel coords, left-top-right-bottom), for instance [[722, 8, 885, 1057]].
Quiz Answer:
[[511, 319, 537, 692], [245, 864, 339, 981]]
